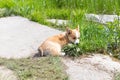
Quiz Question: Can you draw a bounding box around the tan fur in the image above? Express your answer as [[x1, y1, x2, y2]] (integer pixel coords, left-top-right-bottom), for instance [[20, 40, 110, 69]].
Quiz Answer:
[[38, 25, 80, 56]]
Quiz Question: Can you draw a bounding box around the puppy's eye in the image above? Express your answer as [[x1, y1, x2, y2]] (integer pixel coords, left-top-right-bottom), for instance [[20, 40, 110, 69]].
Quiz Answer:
[[68, 32, 71, 35], [73, 37, 76, 39]]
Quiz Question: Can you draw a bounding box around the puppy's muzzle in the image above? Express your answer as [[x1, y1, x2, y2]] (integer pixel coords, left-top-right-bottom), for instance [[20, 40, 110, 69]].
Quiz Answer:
[[74, 39, 79, 45]]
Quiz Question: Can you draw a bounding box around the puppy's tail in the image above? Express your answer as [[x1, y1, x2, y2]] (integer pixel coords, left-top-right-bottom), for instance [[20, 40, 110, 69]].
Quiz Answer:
[[38, 47, 43, 56], [32, 47, 43, 58]]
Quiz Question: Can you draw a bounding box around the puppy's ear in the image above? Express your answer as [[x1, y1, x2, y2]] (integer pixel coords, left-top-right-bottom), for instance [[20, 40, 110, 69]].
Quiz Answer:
[[76, 25, 79, 31], [66, 27, 72, 35]]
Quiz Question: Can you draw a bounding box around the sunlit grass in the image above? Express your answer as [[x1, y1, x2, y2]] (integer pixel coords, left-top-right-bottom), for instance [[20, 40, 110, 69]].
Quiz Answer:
[[0, 57, 68, 80]]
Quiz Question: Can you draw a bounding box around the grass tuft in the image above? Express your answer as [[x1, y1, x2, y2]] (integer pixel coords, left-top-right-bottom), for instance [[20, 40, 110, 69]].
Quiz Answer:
[[114, 73, 120, 80]]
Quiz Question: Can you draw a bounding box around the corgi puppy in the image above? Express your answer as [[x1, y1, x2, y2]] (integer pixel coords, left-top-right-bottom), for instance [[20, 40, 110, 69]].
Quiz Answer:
[[38, 25, 80, 56]]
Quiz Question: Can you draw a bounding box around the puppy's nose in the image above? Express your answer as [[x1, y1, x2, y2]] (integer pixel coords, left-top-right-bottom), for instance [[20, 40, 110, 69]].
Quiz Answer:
[[74, 39, 79, 45], [76, 43, 79, 45]]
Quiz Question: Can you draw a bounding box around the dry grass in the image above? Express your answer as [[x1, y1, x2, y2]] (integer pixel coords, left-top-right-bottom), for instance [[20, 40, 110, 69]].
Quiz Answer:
[[0, 57, 68, 80]]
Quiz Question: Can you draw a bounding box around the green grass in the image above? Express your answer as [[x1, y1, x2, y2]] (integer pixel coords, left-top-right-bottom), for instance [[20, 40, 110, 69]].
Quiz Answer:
[[0, 0, 120, 19], [64, 20, 120, 58], [0, 57, 68, 80], [63, 21, 109, 56], [114, 73, 120, 80]]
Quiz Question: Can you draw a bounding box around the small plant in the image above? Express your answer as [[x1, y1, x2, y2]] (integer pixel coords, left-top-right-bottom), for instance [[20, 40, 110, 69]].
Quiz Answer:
[[63, 44, 82, 57], [0, 8, 12, 17], [114, 73, 120, 80], [106, 20, 120, 59]]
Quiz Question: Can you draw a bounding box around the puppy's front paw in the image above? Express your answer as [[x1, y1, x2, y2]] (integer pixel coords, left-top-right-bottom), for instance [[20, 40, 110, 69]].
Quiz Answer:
[[61, 52, 65, 56]]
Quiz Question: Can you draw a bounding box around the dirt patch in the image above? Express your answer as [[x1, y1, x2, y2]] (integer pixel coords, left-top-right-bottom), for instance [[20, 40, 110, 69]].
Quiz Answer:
[[62, 54, 120, 80]]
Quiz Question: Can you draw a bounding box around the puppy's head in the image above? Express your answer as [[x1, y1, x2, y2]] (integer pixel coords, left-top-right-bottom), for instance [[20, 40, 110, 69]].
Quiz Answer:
[[66, 25, 80, 44]]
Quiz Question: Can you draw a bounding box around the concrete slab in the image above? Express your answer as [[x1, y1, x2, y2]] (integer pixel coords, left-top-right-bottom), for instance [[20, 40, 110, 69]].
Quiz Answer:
[[0, 16, 61, 59], [0, 66, 17, 80], [85, 14, 120, 24], [62, 54, 120, 80], [47, 19, 67, 26]]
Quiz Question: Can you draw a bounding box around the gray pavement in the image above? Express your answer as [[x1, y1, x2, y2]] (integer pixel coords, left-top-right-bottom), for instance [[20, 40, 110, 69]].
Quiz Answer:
[[0, 16, 61, 59]]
